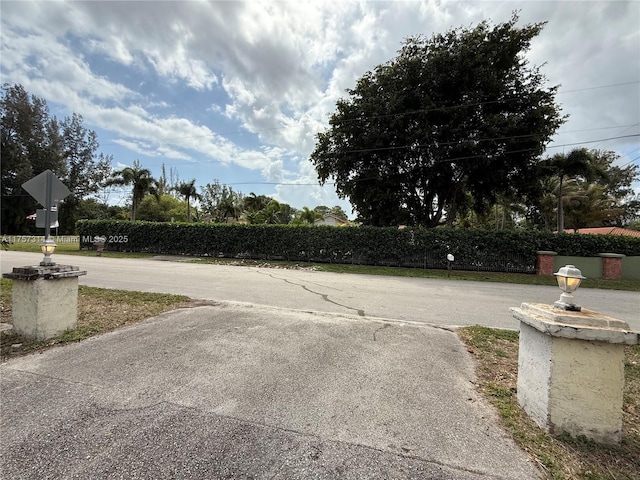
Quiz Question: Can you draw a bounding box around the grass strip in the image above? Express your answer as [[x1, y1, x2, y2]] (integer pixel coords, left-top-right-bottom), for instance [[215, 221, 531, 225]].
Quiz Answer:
[[0, 278, 190, 359], [458, 325, 640, 480], [191, 257, 640, 291]]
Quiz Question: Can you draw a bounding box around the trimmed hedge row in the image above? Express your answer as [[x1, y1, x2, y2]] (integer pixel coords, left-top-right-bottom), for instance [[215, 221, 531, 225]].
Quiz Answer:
[[77, 220, 640, 271]]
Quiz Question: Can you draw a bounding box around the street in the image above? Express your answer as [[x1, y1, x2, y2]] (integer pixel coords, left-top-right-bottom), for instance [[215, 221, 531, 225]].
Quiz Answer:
[[1, 250, 638, 330]]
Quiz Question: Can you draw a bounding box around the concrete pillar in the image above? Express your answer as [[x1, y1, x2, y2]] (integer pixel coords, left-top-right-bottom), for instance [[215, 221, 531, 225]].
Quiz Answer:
[[536, 251, 557, 276], [511, 303, 638, 444], [3, 265, 87, 341], [599, 253, 625, 280]]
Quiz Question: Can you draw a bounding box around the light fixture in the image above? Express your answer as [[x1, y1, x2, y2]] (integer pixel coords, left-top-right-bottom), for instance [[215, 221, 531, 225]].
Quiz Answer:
[[554, 264, 586, 311], [40, 237, 57, 266]]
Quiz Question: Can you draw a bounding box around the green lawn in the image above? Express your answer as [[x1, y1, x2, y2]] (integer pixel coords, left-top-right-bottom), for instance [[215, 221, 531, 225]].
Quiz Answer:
[[190, 258, 640, 291], [3, 239, 154, 258]]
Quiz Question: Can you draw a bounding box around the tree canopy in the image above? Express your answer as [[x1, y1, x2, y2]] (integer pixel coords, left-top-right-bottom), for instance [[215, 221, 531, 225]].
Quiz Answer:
[[1, 84, 111, 233], [310, 14, 564, 227]]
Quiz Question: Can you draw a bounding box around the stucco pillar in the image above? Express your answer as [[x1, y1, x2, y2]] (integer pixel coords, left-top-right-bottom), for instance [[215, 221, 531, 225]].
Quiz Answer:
[[3, 265, 87, 341], [536, 251, 557, 276], [511, 303, 638, 444], [599, 253, 625, 280]]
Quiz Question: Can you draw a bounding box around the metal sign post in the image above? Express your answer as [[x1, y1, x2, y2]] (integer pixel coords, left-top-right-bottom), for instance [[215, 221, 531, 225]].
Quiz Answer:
[[2, 170, 86, 341], [22, 170, 70, 264]]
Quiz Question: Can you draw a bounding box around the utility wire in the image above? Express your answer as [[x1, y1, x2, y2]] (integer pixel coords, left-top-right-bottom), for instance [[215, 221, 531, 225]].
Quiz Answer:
[[97, 80, 639, 144], [557, 81, 640, 94], [188, 133, 640, 163], [129, 131, 640, 169]]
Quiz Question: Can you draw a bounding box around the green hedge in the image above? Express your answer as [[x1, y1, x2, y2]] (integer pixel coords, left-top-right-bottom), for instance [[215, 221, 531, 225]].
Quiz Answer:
[[77, 220, 640, 272]]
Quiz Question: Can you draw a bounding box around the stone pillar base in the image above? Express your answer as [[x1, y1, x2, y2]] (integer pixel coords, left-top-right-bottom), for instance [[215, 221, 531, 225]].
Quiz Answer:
[[511, 303, 638, 444], [3, 265, 87, 341]]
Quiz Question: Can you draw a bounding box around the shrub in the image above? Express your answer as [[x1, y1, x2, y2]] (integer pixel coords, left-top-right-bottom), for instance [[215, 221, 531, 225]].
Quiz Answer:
[[77, 220, 640, 272]]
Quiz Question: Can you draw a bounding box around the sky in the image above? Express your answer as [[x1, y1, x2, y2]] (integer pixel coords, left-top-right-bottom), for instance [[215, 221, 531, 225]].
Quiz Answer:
[[1, 0, 639, 217]]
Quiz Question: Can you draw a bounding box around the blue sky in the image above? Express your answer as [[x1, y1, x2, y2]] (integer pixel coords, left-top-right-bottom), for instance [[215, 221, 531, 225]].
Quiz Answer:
[[1, 0, 639, 217]]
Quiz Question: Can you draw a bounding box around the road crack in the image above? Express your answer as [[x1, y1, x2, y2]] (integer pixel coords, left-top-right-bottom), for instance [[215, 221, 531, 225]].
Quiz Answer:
[[372, 323, 390, 341], [256, 270, 365, 317]]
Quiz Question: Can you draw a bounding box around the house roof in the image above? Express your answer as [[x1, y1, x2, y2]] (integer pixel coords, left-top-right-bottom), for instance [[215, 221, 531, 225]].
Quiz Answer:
[[315, 213, 350, 225], [571, 227, 640, 237]]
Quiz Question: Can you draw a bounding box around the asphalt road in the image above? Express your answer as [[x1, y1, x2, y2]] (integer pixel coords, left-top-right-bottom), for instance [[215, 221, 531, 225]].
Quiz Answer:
[[1, 251, 638, 330]]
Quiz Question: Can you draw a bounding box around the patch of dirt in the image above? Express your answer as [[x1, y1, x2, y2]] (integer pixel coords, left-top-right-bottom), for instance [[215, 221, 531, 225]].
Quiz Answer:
[[195, 258, 318, 271]]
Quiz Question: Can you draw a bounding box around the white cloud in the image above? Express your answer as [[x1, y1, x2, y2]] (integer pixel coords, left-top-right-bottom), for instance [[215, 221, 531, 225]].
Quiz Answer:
[[1, 0, 638, 211]]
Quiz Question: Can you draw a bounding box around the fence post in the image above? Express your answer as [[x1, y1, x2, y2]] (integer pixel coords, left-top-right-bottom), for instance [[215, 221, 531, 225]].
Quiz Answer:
[[536, 251, 557, 276], [599, 253, 625, 280]]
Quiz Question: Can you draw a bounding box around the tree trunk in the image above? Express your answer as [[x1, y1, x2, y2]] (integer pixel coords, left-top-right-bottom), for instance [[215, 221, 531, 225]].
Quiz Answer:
[[557, 175, 564, 233]]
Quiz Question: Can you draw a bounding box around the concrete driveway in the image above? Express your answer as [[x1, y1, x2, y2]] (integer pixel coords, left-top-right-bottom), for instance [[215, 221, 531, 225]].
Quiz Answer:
[[1, 303, 540, 479]]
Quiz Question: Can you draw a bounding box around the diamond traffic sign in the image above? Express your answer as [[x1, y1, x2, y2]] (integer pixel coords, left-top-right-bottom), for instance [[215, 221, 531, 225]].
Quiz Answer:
[[22, 170, 70, 207]]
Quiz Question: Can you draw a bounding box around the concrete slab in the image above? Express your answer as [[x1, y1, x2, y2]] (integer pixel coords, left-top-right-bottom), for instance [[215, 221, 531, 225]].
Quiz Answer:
[[0, 303, 540, 479]]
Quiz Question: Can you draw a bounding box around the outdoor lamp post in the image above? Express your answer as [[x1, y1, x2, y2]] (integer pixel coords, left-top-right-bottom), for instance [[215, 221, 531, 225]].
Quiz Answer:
[[553, 264, 586, 311], [40, 237, 57, 266]]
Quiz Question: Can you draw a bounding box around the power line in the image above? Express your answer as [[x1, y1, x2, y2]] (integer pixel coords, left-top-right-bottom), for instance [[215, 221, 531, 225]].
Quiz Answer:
[[303, 134, 640, 158], [132, 129, 640, 170], [557, 124, 638, 134], [620, 155, 640, 168], [588, 123, 639, 151], [206, 182, 332, 187], [98, 80, 640, 145], [557, 80, 640, 94]]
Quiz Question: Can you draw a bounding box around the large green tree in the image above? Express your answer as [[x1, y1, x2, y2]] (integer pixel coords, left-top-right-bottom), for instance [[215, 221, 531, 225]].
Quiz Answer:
[[1, 84, 65, 233], [310, 14, 564, 227], [1, 84, 112, 233], [58, 113, 112, 232], [298, 207, 322, 224]]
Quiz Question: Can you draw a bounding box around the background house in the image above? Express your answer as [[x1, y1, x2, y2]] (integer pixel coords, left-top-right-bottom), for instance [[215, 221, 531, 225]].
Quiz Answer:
[[570, 227, 640, 238], [315, 213, 350, 226]]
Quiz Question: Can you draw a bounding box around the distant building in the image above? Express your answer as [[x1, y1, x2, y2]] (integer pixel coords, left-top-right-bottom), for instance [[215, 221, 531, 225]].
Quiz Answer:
[[314, 213, 351, 226], [569, 227, 640, 238]]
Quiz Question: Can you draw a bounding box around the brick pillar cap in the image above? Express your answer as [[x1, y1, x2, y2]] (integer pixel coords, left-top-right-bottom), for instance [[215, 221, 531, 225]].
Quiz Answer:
[[598, 253, 625, 258], [536, 250, 558, 256]]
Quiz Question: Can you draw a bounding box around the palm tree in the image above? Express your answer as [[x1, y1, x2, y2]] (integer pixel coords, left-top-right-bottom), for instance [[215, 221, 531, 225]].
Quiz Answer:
[[539, 176, 582, 231], [105, 160, 155, 221], [243, 193, 271, 213], [175, 179, 201, 222], [539, 148, 607, 232], [564, 183, 624, 231], [218, 196, 242, 222], [299, 206, 323, 224]]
